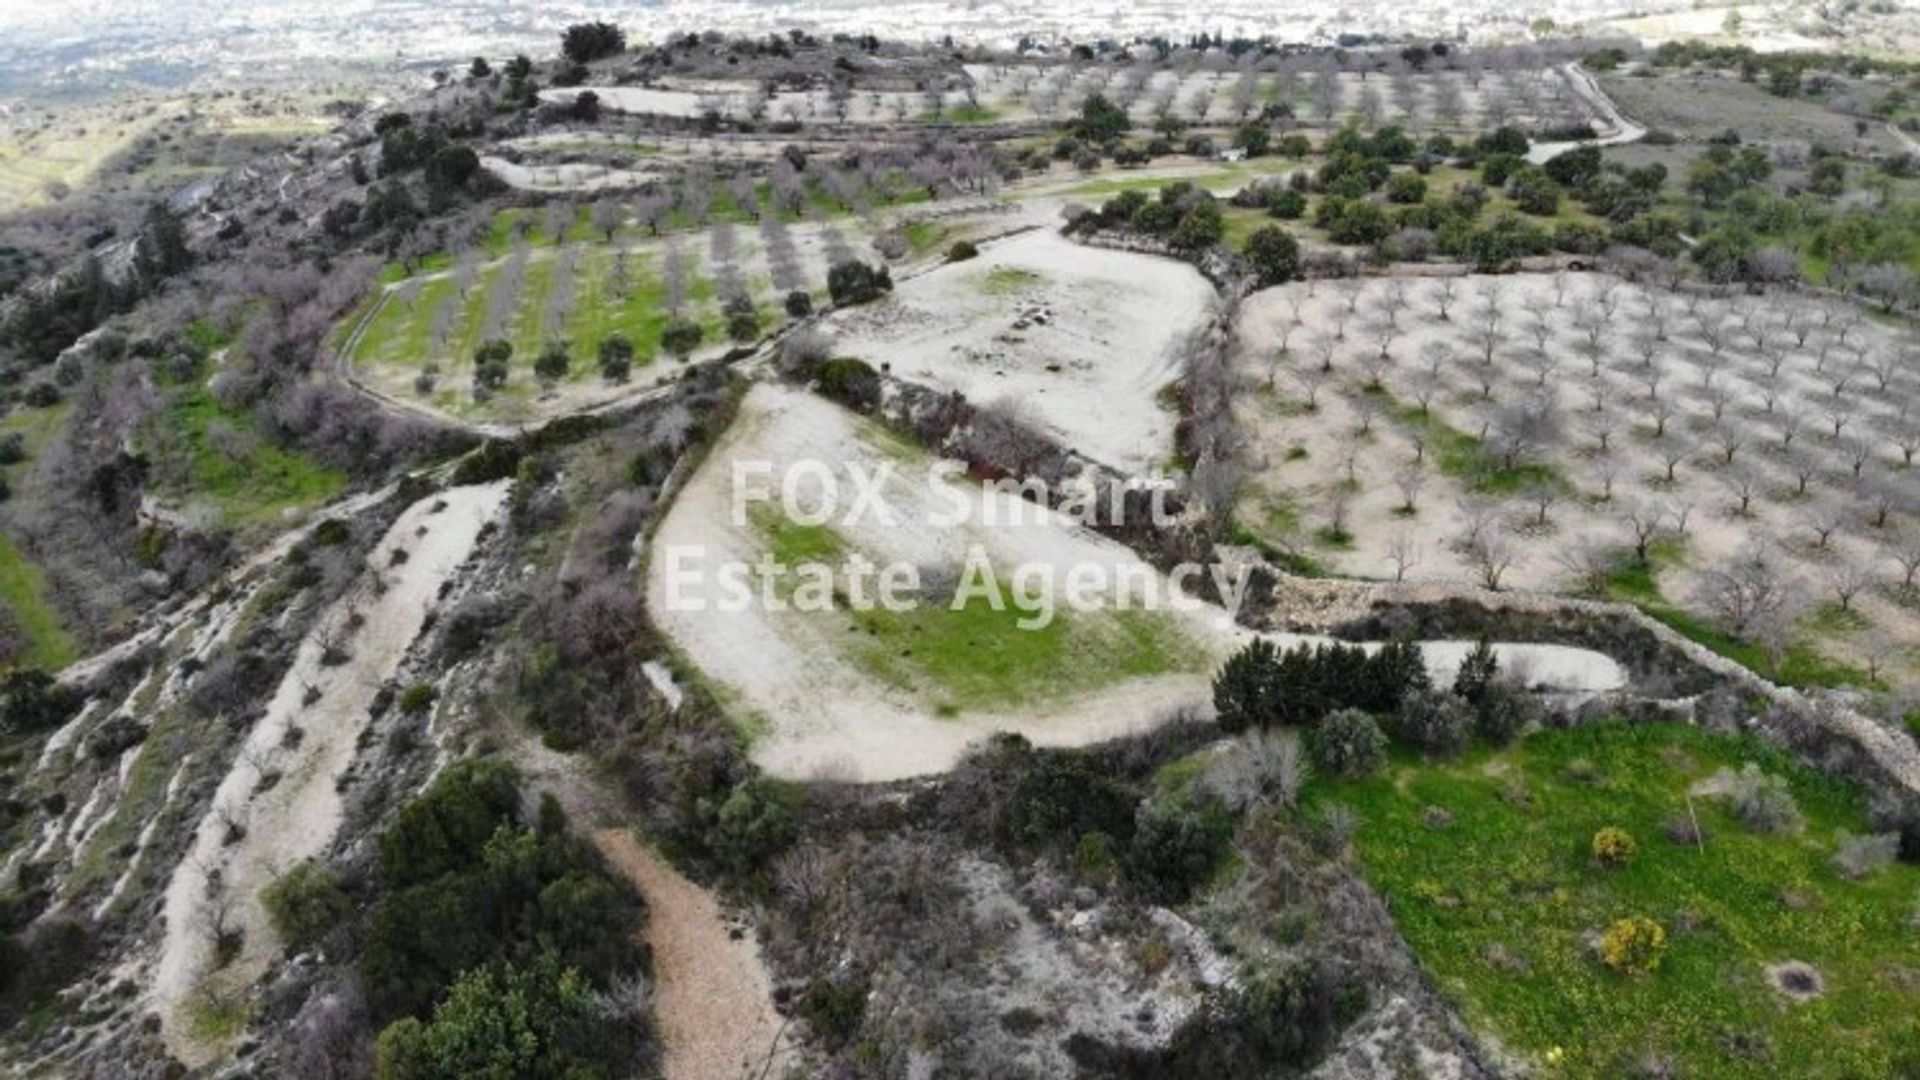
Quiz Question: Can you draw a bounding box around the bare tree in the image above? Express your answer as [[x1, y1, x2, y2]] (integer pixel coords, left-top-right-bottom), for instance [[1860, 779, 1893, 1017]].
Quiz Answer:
[[1464, 531, 1520, 590], [1621, 501, 1667, 566], [1883, 534, 1920, 597], [1720, 466, 1760, 517], [1392, 465, 1426, 514], [1653, 437, 1692, 485], [1691, 540, 1802, 643], [1555, 538, 1618, 597], [1489, 396, 1561, 472], [1521, 477, 1564, 529], [1823, 561, 1873, 612], [1386, 532, 1422, 582]]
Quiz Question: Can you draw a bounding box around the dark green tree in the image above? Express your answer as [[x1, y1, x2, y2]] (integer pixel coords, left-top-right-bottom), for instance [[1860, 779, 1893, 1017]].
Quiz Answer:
[[1452, 636, 1499, 705], [1243, 225, 1301, 286]]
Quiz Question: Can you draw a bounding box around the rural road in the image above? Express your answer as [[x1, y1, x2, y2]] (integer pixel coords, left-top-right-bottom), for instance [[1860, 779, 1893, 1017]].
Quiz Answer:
[[1527, 63, 1647, 165]]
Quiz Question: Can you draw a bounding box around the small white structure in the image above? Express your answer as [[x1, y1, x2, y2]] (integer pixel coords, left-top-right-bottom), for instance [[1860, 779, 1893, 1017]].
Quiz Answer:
[[1218, 146, 1248, 163]]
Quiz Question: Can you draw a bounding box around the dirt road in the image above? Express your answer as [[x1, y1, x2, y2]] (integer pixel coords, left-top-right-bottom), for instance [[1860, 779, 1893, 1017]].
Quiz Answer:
[[591, 829, 794, 1080]]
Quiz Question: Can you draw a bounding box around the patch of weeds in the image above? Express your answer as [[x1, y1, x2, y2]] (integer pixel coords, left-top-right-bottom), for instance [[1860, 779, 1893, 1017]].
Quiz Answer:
[[976, 266, 1044, 296], [1309, 722, 1920, 1078]]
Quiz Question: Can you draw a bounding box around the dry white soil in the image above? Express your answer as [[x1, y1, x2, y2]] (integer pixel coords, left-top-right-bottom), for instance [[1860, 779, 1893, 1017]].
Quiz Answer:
[[151, 481, 509, 1066], [1234, 271, 1920, 681], [647, 383, 1624, 782], [820, 229, 1216, 475]]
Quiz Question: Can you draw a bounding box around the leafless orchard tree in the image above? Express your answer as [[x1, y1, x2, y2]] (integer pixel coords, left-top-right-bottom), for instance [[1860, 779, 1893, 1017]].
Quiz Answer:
[[1464, 530, 1520, 590], [1691, 540, 1802, 644], [1392, 464, 1426, 514]]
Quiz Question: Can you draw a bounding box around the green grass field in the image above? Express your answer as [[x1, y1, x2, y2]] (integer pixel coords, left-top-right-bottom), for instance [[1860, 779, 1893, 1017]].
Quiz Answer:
[[154, 379, 348, 530], [747, 474, 1207, 715], [1310, 722, 1920, 1078], [0, 403, 78, 671], [0, 530, 76, 672]]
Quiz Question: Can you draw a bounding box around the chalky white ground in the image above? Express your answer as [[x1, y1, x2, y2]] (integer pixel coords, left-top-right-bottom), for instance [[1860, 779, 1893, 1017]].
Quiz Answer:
[[647, 383, 1624, 783]]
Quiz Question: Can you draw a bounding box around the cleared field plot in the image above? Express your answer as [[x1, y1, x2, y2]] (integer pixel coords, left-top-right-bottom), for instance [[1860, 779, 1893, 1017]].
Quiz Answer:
[[646, 384, 1625, 782], [544, 63, 1598, 135], [1235, 271, 1920, 687], [344, 210, 874, 424], [1313, 720, 1920, 1078], [820, 229, 1217, 475], [1600, 71, 1904, 154], [478, 154, 662, 193]]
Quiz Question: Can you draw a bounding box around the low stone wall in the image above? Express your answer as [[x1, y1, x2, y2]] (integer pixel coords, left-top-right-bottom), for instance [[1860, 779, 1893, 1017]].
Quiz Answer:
[[1250, 566, 1920, 813]]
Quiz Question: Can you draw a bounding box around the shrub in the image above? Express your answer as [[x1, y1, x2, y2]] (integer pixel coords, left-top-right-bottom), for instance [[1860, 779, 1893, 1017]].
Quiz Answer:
[[373, 956, 600, 1079], [1474, 681, 1539, 746], [1266, 188, 1307, 219], [1212, 638, 1282, 733], [1590, 826, 1637, 867], [705, 778, 795, 877], [826, 259, 893, 306], [660, 318, 703, 360], [783, 289, 813, 317], [596, 334, 633, 382], [0, 671, 84, 736], [397, 684, 436, 716], [947, 239, 980, 261], [533, 341, 570, 384], [1599, 916, 1666, 976], [1202, 730, 1309, 811], [1127, 800, 1233, 904], [1721, 764, 1802, 834], [1832, 831, 1900, 879], [471, 339, 511, 393], [1310, 709, 1387, 779], [1391, 689, 1472, 757], [1452, 637, 1498, 704], [812, 356, 882, 411], [263, 861, 352, 952], [799, 975, 869, 1050], [1243, 225, 1301, 287], [377, 758, 522, 887]]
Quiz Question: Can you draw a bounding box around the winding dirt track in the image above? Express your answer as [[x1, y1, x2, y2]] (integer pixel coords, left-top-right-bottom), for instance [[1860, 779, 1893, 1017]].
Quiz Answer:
[[592, 830, 794, 1080]]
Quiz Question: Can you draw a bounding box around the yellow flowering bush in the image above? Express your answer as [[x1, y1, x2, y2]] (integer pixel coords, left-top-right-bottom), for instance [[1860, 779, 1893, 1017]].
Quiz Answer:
[[1600, 916, 1666, 976], [1590, 826, 1638, 867]]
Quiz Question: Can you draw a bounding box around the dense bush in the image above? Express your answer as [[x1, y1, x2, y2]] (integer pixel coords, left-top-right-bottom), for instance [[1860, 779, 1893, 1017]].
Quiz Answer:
[[702, 777, 796, 877], [1310, 709, 1388, 779], [1473, 680, 1539, 746], [1390, 688, 1472, 758], [0, 670, 85, 735], [946, 239, 980, 261], [263, 861, 352, 952], [377, 758, 522, 887], [1127, 800, 1232, 904], [1452, 637, 1498, 704], [1212, 638, 1429, 733], [1599, 916, 1666, 976], [397, 683, 436, 716], [361, 764, 644, 1025], [812, 356, 882, 411], [372, 955, 617, 1079], [1072, 957, 1351, 1076], [797, 975, 869, 1051], [826, 260, 894, 306], [1722, 764, 1802, 834], [661, 317, 703, 359], [1590, 826, 1637, 867], [1242, 225, 1301, 287]]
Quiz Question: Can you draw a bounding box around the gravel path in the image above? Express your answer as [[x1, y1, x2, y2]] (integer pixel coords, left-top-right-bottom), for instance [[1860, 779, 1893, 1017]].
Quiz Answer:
[[592, 830, 793, 1080]]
